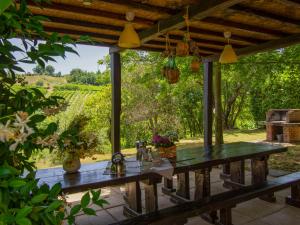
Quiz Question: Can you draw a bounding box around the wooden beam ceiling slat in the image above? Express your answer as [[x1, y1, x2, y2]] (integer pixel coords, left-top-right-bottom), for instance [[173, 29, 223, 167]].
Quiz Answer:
[[232, 4, 300, 26], [202, 17, 285, 38], [214, 8, 300, 34], [27, 1, 154, 28], [138, 0, 246, 44], [239, 0, 300, 20]]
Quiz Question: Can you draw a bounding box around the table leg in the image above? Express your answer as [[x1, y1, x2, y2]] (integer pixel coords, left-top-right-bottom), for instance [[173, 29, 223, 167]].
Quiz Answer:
[[251, 156, 276, 202], [162, 177, 175, 195], [194, 168, 218, 224], [171, 172, 190, 204], [220, 163, 231, 189], [123, 181, 142, 217], [143, 178, 160, 213], [221, 161, 245, 189], [286, 183, 300, 208], [218, 207, 233, 225]]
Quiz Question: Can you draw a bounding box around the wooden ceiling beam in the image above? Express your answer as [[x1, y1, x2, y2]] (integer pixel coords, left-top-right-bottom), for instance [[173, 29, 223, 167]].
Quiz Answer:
[[232, 4, 300, 27], [44, 27, 118, 42], [202, 17, 286, 38], [26, 0, 154, 26], [147, 40, 218, 54], [138, 0, 246, 44], [187, 27, 261, 45], [97, 0, 177, 15], [45, 16, 123, 32], [203, 33, 300, 62]]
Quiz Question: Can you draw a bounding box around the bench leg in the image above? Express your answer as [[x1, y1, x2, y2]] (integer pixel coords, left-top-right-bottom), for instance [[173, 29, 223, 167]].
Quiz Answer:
[[162, 177, 175, 195], [171, 172, 190, 204], [218, 207, 233, 225], [251, 157, 276, 203], [123, 181, 142, 217], [286, 183, 300, 208]]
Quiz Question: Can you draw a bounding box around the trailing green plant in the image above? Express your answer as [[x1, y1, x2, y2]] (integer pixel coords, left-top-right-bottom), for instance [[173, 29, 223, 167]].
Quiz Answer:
[[0, 1, 107, 224]]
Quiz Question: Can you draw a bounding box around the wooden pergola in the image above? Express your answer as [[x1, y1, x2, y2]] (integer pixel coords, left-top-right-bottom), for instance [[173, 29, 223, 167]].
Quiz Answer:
[[28, 0, 300, 152]]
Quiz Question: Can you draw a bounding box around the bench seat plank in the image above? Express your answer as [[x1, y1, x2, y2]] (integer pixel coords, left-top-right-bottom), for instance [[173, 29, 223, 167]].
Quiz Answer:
[[110, 172, 300, 225]]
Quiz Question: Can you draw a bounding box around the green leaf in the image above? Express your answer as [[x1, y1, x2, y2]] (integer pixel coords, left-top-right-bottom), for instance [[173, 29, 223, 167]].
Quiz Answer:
[[45, 200, 63, 212], [82, 207, 96, 216], [0, 0, 12, 15], [0, 167, 12, 178], [48, 183, 61, 198], [16, 218, 32, 225], [94, 199, 108, 207], [8, 179, 26, 188], [31, 193, 48, 204], [80, 192, 90, 208], [16, 206, 33, 219], [91, 190, 100, 202], [70, 204, 81, 216]]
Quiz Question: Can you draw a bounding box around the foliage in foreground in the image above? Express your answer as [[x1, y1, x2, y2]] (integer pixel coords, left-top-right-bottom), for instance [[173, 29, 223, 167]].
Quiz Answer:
[[0, 1, 107, 224]]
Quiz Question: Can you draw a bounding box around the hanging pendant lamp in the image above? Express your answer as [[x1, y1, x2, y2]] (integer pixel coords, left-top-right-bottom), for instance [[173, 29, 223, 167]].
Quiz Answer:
[[118, 12, 141, 48], [219, 31, 238, 64]]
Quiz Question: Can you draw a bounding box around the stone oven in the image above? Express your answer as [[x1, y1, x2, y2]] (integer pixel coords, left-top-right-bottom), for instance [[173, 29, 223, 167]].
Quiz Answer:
[[266, 109, 300, 143]]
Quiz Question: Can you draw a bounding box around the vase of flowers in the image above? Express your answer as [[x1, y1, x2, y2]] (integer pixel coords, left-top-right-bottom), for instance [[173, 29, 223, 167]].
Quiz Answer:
[[58, 115, 98, 173], [152, 133, 177, 158]]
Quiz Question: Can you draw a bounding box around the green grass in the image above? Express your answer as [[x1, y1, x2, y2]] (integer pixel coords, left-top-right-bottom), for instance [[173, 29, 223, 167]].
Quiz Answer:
[[24, 75, 67, 89]]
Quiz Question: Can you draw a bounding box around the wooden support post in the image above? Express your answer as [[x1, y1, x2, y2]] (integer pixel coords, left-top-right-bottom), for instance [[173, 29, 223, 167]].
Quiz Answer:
[[123, 181, 142, 217], [110, 48, 121, 154], [286, 183, 300, 208], [251, 156, 276, 202], [162, 177, 175, 195], [203, 61, 213, 150], [171, 172, 190, 204]]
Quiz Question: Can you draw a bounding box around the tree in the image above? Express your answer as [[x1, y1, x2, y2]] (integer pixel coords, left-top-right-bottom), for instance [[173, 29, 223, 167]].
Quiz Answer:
[[33, 64, 44, 74], [45, 64, 55, 75]]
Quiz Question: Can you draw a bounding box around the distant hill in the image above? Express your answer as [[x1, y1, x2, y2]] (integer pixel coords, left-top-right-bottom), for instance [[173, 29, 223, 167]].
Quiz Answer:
[[24, 75, 67, 89]]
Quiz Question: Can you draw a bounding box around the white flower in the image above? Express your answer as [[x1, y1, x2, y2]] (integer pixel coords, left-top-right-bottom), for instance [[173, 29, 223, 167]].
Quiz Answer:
[[0, 120, 14, 142], [13, 111, 31, 133]]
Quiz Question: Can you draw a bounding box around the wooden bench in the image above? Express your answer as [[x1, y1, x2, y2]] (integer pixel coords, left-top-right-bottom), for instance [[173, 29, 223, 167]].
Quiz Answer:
[[109, 172, 300, 225]]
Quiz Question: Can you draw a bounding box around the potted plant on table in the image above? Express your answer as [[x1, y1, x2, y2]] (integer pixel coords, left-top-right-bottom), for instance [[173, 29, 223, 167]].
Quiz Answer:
[[152, 133, 177, 158], [58, 115, 98, 173]]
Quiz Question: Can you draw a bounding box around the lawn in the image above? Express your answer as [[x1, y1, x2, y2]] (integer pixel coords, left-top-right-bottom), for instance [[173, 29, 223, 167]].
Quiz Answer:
[[34, 129, 300, 172]]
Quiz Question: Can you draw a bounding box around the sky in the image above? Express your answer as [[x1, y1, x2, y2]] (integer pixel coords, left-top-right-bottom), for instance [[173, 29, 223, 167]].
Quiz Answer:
[[11, 38, 109, 75]]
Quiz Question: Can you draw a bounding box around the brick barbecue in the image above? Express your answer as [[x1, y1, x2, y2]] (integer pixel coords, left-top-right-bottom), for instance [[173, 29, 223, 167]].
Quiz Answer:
[[266, 109, 300, 143]]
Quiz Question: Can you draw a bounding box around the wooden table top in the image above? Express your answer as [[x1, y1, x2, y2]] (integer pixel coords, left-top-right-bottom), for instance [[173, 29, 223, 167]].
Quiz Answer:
[[36, 142, 287, 193]]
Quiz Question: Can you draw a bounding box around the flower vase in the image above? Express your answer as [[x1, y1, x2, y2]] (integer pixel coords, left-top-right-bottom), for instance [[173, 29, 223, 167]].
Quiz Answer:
[[63, 152, 81, 173], [158, 145, 177, 159]]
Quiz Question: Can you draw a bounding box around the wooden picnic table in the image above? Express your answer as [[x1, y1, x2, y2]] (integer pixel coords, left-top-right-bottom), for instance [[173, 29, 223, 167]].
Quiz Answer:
[[36, 142, 287, 219]]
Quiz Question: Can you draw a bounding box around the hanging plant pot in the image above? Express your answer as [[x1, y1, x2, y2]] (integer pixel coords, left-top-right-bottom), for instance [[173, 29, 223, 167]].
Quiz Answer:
[[190, 58, 201, 72], [176, 41, 189, 56], [163, 56, 180, 84], [165, 68, 180, 84]]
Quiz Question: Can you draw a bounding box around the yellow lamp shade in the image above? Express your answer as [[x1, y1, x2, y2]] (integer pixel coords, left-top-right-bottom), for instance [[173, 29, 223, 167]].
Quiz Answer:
[[118, 23, 141, 48], [219, 44, 238, 64]]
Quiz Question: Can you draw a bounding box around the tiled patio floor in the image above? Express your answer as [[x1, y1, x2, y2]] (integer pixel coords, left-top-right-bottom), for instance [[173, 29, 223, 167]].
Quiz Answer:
[[66, 167, 300, 225]]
